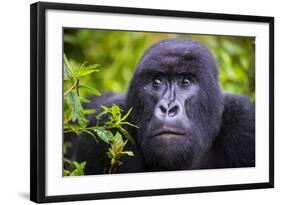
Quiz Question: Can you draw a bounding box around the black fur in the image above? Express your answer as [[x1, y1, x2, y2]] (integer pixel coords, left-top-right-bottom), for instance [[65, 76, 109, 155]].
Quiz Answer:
[[69, 38, 255, 174]]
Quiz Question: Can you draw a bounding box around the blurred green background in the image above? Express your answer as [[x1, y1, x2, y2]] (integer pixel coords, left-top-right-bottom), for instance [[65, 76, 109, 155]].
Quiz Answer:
[[64, 29, 255, 101]]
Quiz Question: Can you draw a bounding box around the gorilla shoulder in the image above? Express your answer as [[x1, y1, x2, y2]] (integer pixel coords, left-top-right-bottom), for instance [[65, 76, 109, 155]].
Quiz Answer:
[[218, 93, 255, 167]]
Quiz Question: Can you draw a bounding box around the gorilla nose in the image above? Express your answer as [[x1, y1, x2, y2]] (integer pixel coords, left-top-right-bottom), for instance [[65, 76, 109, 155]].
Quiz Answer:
[[168, 105, 179, 117], [156, 101, 181, 119]]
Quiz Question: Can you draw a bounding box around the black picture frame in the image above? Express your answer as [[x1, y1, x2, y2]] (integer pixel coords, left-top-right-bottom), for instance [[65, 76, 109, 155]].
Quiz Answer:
[[30, 1, 274, 203]]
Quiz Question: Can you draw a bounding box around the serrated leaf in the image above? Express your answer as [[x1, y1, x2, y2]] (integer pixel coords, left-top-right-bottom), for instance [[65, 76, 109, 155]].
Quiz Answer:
[[75, 69, 99, 78], [64, 54, 74, 79], [75, 63, 99, 78], [94, 127, 114, 144], [65, 90, 88, 127], [64, 63, 72, 81], [79, 85, 101, 96]]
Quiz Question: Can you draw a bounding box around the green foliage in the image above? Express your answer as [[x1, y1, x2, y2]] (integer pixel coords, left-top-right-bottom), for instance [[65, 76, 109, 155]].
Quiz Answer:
[[96, 105, 138, 144], [63, 158, 86, 176], [201, 36, 255, 100], [64, 54, 101, 128], [107, 132, 134, 174], [63, 54, 138, 175], [65, 90, 88, 127]]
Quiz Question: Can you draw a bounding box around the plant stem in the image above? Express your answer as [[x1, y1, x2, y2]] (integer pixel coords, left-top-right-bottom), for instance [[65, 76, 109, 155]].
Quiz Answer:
[[64, 80, 79, 96], [64, 125, 114, 133], [108, 164, 114, 174]]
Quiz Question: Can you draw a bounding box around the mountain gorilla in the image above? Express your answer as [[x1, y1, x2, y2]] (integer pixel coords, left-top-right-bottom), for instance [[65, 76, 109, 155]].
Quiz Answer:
[[73, 38, 255, 174]]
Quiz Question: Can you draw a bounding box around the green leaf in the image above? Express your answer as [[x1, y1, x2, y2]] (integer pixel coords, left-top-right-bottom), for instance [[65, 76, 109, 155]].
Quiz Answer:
[[64, 159, 86, 176], [107, 148, 115, 158], [118, 126, 135, 144], [94, 127, 114, 144], [73, 161, 80, 169], [79, 85, 101, 96], [64, 54, 74, 80], [64, 123, 81, 134], [75, 63, 99, 78], [120, 151, 134, 157], [70, 161, 86, 176], [78, 61, 88, 70], [83, 109, 96, 115], [64, 64, 72, 81], [75, 69, 99, 78], [111, 104, 121, 121], [63, 106, 72, 124], [86, 64, 100, 70], [101, 105, 110, 112], [121, 108, 133, 121], [65, 90, 88, 127], [120, 121, 139, 128], [113, 142, 126, 156], [111, 132, 126, 157], [69, 170, 78, 176], [80, 161, 86, 169], [79, 96, 91, 103], [112, 131, 123, 145], [63, 169, 70, 176]]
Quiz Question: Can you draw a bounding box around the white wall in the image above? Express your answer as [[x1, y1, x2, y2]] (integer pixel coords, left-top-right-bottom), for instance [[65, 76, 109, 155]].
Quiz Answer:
[[0, 0, 279, 204]]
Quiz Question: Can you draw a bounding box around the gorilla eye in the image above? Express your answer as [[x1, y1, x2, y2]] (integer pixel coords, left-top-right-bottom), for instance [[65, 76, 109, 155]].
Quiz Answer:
[[180, 78, 191, 87], [152, 78, 163, 87]]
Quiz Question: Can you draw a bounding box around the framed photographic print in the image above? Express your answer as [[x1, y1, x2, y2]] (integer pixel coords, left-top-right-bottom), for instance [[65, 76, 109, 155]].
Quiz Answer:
[[30, 1, 274, 203]]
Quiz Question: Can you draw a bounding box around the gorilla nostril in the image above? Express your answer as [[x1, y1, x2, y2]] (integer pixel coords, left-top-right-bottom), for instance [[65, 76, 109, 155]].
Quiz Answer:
[[159, 105, 167, 114], [168, 105, 179, 117]]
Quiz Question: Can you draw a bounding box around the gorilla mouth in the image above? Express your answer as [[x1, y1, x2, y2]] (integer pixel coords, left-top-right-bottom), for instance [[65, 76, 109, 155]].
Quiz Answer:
[[153, 127, 185, 138]]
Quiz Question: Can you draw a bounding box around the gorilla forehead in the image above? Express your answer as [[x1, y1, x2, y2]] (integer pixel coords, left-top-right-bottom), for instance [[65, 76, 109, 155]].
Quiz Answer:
[[136, 38, 218, 77]]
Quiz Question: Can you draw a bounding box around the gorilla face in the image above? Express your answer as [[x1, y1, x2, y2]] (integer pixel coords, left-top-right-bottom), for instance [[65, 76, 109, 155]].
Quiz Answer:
[[126, 38, 224, 170]]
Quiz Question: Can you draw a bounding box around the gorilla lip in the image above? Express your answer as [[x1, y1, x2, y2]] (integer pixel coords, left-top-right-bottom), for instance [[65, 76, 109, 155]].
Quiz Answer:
[[153, 127, 185, 138]]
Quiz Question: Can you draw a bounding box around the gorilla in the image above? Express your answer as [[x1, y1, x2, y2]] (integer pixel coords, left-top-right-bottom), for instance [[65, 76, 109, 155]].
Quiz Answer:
[[68, 38, 255, 174]]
